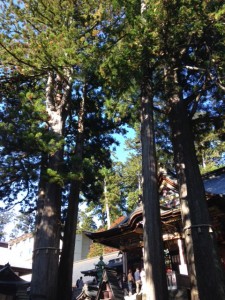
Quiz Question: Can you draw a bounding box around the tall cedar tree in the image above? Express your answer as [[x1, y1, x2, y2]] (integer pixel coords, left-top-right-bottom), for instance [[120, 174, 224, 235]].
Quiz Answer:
[[140, 51, 169, 300], [154, 1, 225, 299], [100, 1, 169, 298], [101, 1, 225, 299], [0, 1, 125, 300], [113, 1, 170, 298]]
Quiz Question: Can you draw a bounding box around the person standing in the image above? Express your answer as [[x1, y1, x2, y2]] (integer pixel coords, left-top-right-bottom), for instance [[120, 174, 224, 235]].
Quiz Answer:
[[134, 267, 141, 294], [78, 277, 84, 289], [127, 269, 134, 295]]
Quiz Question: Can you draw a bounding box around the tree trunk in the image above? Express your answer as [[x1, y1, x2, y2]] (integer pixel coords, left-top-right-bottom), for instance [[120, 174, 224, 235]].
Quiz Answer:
[[31, 154, 62, 300], [57, 83, 86, 300], [104, 179, 111, 230], [141, 52, 168, 300], [31, 71, 72, 300], [169, 93, 225, 300], [57, 181, 80, 300]]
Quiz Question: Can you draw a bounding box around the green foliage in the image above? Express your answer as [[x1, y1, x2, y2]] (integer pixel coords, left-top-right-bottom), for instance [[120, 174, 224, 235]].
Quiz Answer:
[[77, 208, 97, 233], [0, 76, 44, 209], [87, 242, 104, 258], [193, 112, 225, 171], [122, 137, 142, 211], [85, 163, 126, 228], [9, 212, 35, 239], [0, 0, 127, 213]]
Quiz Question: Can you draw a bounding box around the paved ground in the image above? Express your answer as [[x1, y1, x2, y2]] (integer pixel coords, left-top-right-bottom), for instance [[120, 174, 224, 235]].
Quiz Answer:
[[169, 288, 190, 300], [72, 287, 190, 300], [123, 288, 190, 300], [72, 287, 82, 300]]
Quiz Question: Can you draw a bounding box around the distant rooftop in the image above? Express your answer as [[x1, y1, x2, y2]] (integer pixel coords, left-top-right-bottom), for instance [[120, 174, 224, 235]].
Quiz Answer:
[[203, 168, 225, 196]]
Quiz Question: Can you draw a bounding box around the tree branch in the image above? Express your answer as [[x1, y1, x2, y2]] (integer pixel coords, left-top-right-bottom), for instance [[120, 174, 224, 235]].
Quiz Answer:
[[0, 42, 38, 70]]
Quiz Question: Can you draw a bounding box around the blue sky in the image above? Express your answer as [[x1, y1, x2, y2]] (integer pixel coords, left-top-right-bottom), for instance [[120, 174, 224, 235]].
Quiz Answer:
[[111, 126, 135, 163]]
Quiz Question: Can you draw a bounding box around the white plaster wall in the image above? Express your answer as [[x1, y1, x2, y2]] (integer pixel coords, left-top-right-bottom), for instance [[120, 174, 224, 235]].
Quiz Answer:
[[7, 232, 92, 269], [74, 232, 92, 261]]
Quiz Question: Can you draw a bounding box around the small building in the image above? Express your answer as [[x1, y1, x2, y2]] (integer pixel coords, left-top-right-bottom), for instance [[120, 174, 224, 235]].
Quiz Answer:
[[0, 242, 31, 280], [8, 231, 92, 265], [0, 263, 30, 300], [7, 231, 92, 283]]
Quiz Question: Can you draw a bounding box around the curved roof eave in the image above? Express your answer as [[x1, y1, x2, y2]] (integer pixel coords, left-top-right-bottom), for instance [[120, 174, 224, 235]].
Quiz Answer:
[[84, 207, 181, 241], [85, 168, 225, 242]]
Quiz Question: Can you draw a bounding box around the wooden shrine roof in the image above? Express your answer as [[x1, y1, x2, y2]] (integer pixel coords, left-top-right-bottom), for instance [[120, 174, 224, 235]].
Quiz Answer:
[[0, 263, 30, 295], [84, 206, 182, 250], [85, 168, 225, 250]]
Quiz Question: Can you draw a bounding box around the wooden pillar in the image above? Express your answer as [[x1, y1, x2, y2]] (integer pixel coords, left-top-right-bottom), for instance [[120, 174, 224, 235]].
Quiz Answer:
[[123, 252, 127, 275]]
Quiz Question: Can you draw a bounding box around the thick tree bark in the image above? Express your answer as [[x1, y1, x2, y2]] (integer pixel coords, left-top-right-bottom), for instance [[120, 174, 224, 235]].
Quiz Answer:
[[169, 93, 225, 300], [57, 181, 80, 300], [57, 84, 86, 300], [141, 55, 168, 300], [31, 154, 62, 300]]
